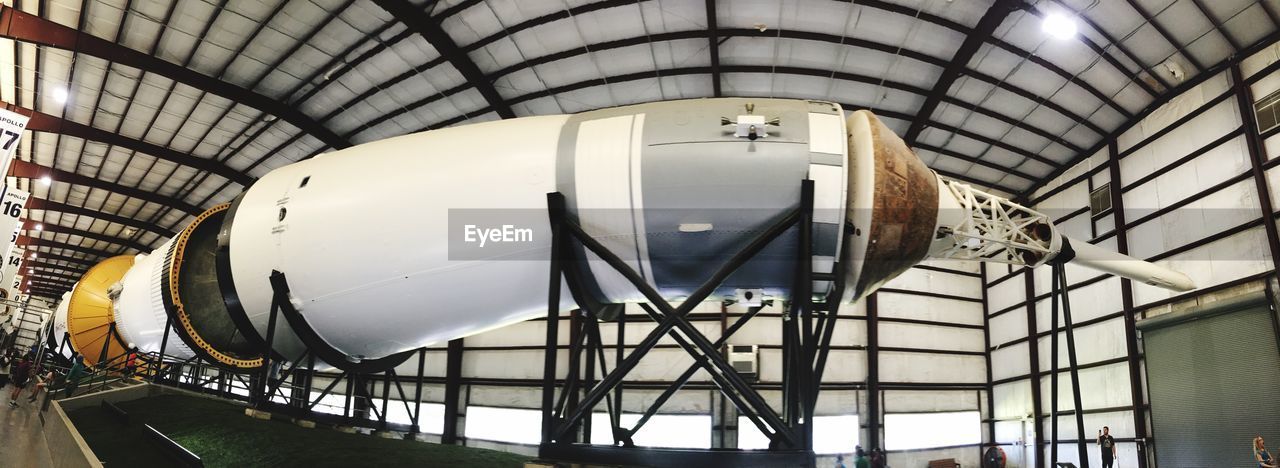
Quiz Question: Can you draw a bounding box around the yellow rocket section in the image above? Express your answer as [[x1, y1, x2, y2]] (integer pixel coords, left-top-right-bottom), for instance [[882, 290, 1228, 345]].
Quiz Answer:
[[66, 255, 132, 366]]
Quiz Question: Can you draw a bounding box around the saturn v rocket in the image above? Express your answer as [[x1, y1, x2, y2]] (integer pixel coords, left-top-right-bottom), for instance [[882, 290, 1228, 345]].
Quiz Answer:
[[52, 98, 1194, 370]]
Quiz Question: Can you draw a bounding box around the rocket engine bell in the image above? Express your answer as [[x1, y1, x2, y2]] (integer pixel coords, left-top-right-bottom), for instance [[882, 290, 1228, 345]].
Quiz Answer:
[[57, 98, 1193, 372]]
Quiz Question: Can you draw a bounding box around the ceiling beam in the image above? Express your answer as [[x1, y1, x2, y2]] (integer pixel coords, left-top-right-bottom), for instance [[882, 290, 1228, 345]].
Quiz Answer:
[[29, 267, 81, 280], [1123, 0, 1205, 71], [1261, 1, 1280, 28], [17, 234, 112, 259], [0, 5, 351, 150], [325, 0, 1131, 141], [848, 0, 1131, 120], [18, 248, 95, 267], [28, 268, 82, 283], [25, 197, 176, 238], [371, 0, 516, 119], [1024, 3, 1162, 96], [484, 28, 1107, 138], [903, 0, 1020, 147], [9, 159, 202, 215], [706, 0, 722, 97], [1022, 30, 1280, 199], [30, 285, 74, 297], [24, 222, 150, 253], [30, 274, 75, 286], [1189, 0, 1240, 52], [25, 259, 86, 276], [1, 101, 254, 186], [510, 64, 1067, 168], [363, 61, 1076, 171], [329, 5, 1118, 144], [29, 290, 63, 300]]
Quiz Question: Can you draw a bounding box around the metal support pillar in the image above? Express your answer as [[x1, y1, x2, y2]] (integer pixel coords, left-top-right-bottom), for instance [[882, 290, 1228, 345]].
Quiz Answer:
[[1106, 138, 1150, 468], [412, 347, 426, 434], [443, 338, 464, 444], [1025, 270, 1046, 468], [866, 292, 881, 450], [1050, 265, 1060, 465], [980, 264, 997, 450], [1053, 264, 1089, 468], [154, 315, 172, 383], [538, 182, 843, 467]]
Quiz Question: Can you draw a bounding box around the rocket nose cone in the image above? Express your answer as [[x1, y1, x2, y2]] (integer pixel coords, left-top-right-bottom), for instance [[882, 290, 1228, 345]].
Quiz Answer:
[[1148, 272, 1196, 292]]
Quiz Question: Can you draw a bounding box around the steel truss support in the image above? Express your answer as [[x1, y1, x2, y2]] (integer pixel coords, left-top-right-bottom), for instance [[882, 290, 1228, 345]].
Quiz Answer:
[[114, 270, 435, 435], [539, 181, 848, 467], [1047, 262, 1089, 468]]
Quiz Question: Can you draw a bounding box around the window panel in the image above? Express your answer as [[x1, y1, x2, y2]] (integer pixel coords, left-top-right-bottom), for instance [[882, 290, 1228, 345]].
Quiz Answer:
[[884, 411, 980, 450]]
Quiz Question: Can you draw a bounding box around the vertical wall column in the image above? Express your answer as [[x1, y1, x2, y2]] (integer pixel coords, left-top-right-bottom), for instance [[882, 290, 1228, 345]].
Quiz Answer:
[[1024, 270, 1045, 468], [1106, 139, 1150, 468], [443, 338, 465, 444], [865, 292, 881, 450], [1233, 64, 1280, 268], [981, 264, 997, 450]]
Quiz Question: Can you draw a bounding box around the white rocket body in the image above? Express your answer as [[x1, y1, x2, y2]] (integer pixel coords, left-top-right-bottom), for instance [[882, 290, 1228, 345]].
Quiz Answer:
[[112, 244, 194, 359], [85, 98, 1193, 370], [223, 99, 853, 362], [51, 291, 71, 358]]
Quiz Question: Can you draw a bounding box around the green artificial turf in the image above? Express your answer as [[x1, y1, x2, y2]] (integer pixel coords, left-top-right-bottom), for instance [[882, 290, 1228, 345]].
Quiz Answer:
[[68, 394, 531, 468]]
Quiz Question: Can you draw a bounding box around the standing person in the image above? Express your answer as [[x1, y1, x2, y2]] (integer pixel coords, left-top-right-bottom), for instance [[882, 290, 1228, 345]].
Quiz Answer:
[[1258, 436, 1277, 468], [26, 366, 54, 403], [834, 454, 847, 468], [853, 446, 870, 468], [9, 356, 31, 406], [1097, 427, 1117, 468], [0, 353, 11, 390], [870, 448, 887, 468], [124, 348, 138, 378], [63, 354, 85, 398]]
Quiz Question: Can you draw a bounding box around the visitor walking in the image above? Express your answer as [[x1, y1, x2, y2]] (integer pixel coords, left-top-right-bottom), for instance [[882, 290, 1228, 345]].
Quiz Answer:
[[9, 355, 32, 406], [63, 354, 85, 398]]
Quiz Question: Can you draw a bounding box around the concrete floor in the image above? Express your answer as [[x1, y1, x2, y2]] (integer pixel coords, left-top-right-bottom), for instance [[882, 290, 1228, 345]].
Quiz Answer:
[[0, 387, 54, 468]]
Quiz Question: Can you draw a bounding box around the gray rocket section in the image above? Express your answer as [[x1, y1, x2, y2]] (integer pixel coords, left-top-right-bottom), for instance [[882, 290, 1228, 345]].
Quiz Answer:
[[555, 98, 843, 303]]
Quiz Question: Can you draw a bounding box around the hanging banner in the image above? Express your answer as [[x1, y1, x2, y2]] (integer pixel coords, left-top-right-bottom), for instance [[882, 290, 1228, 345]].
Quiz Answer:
[[1, 246, 24, 302], [0, 108, 29, 176], [0, 187, 29, 265]]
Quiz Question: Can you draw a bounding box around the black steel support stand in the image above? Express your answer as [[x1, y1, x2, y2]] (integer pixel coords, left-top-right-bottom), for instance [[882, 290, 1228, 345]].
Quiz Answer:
[[98, 322, 117, 366], [1048, 262, 1089, 468], [127, 269, 438, 436], [442, 338, 464, 444], [1050, 267, 1059, 466], [538, 182, 847, 468]]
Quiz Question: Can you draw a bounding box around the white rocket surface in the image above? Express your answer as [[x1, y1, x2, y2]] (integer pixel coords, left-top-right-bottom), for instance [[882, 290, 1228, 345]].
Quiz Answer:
[[56, 98, 1191, 371]]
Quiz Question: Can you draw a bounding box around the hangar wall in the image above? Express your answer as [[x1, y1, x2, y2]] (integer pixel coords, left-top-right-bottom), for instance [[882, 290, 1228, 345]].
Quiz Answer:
[[986, 40, 1280, 468]]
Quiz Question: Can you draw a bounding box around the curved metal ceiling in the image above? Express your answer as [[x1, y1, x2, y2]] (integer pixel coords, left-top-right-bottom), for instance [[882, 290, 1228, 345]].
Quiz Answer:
[[1, 0, 1276, 298]]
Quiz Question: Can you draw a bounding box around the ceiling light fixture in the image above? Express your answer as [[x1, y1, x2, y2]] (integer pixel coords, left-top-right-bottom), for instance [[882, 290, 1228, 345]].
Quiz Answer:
[[40, 175, 51, 186], [1042, 13, 1077, 40], [34, 224, 42, 231], [52, 86, 69, 103]]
